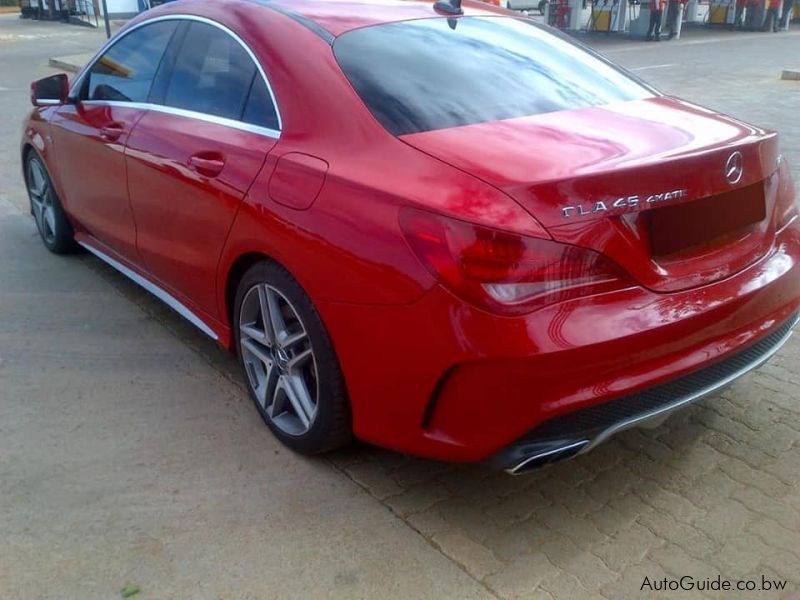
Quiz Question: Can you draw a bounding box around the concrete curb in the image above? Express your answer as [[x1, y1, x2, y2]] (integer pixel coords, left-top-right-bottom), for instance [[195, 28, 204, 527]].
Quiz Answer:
[[48, 54, 91, 74], [781, 69, 800, 80]]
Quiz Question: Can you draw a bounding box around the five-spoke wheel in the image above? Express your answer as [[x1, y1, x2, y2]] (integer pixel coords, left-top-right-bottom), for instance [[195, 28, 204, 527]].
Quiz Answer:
[[24, 152, 75, 254], [234, 261, 351, 453], [239, 283, 318, 436]]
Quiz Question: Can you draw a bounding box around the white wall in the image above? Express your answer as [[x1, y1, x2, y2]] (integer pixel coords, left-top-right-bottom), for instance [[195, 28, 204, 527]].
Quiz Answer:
[[105, 0, 139, 15]]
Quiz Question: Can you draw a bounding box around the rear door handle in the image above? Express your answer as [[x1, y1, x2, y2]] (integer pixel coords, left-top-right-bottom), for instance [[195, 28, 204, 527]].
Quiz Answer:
[[188, 152, 226, 178], [100, 122, 125, 142]]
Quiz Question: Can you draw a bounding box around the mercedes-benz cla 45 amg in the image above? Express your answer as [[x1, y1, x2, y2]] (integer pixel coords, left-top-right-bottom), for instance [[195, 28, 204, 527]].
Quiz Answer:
[[21, 0, 800, 473]]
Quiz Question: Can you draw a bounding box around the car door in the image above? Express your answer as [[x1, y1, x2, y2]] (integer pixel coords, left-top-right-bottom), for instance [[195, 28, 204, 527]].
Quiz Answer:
[[125, 19, 280, 320], [49, 20, 179, 260]]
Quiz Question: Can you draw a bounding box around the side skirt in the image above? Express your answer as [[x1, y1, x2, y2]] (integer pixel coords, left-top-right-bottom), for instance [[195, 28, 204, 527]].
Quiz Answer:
[[77, 237, 221, 342]]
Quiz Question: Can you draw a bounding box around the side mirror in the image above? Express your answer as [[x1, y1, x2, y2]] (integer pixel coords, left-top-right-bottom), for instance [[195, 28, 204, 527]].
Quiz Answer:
[[31, 73, 70, 107]]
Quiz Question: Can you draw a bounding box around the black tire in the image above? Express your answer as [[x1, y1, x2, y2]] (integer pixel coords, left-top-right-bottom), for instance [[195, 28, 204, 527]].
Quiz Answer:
[[24, 151, 76, 254], [234, 260, 352, 454]]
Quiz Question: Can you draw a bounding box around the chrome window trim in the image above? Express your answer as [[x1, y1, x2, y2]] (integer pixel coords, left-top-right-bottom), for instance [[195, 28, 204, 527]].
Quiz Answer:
[[80, 99, 280, 139], [780, 213, 799, 233], [78, 240, 220, 341], [70, 14, 283, 133]]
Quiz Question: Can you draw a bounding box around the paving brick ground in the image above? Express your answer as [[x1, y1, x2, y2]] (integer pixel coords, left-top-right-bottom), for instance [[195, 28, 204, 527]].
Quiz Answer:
[[328, 351, 800, 598]]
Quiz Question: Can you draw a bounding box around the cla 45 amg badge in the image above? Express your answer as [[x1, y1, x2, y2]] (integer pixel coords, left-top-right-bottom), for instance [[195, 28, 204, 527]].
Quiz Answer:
[[561, 188, 689, 219]]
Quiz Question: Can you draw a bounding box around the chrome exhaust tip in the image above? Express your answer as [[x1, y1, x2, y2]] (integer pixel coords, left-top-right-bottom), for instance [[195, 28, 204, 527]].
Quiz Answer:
[[506, 440, 589, 475]]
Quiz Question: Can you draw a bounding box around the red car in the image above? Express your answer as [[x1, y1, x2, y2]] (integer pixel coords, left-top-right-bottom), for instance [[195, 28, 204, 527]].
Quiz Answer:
[[22, 0, 800, 473]]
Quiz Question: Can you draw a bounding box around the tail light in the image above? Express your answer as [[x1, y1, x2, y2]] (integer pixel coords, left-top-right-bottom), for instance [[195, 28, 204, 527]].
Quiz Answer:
[[775, 157, 798, 232], [399, 207, 631, 315]]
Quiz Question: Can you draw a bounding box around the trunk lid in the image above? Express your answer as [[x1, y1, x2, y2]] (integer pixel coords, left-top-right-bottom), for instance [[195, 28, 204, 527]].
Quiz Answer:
[[401, 97, 782, 293]]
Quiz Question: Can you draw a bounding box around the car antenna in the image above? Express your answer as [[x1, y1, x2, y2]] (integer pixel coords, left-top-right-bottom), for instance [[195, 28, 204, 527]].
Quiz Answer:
[[434, 0, 463, 15]]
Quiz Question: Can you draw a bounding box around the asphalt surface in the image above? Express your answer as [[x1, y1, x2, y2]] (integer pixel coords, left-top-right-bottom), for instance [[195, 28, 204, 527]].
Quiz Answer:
[[1, 11, 799, 600]]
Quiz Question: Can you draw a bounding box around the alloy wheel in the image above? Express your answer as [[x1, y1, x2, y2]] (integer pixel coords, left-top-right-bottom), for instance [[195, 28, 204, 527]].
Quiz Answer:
[[27, 159, 57, 245], [238, 283, 319, 436]]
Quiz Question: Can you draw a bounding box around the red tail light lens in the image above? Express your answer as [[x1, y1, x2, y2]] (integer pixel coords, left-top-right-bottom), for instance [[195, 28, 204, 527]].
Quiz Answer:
[[400, 207, 630, 315], [775, 158, 799, 232]]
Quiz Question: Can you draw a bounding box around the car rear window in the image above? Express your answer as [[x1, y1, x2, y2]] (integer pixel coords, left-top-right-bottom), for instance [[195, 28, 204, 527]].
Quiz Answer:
[[165, 22, 257, 122], [333, 17, 653, 136]]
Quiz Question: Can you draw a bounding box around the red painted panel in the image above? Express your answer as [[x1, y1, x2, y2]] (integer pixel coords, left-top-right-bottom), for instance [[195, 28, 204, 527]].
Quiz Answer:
[[125, 110, 277, 318], [49, 103, 146, 260], [269, 153, 328, 210]]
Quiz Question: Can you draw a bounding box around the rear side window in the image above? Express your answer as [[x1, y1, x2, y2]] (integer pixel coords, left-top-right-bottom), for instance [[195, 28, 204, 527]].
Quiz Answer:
[[334, 17, 653, 136], [242, 75, 280, 131], [165, 22, 257, 121], [84, 21, 177, 102]]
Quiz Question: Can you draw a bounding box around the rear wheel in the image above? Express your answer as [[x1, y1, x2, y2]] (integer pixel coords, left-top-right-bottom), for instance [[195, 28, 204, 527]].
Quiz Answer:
[[25, 152, 75, 254], [234, 261, 351, 454]]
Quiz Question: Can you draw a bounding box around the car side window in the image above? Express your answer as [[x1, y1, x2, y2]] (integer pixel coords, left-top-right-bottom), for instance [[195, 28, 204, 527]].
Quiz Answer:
[[242, 75, 280, 131], [83, 21, 177, 103], [164, 22, 258, 122]]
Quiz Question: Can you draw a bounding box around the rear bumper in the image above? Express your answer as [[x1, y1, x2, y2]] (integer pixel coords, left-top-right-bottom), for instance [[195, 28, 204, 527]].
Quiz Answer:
[[318, 221, 800, 463], [488, 312, 798, 473]]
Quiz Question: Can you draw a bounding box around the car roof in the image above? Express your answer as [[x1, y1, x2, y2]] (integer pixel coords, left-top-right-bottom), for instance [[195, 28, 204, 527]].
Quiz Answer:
[[262, 0, 509, 37]]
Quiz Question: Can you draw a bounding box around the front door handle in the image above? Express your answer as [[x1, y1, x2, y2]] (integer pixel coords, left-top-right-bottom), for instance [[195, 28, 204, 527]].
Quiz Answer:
[[188, 151, 225, 178], [100, 122, 125, 142]]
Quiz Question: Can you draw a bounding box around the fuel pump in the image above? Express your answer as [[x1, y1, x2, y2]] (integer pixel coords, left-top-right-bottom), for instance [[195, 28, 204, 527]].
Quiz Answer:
[[683, 0, 701, 22], [784, 1, 800, 28], [589, 0, 628, 30], [708, 0, 736, 24]]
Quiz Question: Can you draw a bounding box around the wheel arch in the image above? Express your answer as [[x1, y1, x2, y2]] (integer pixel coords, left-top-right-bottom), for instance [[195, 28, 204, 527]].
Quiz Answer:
[[20, 142, 39, 186], [21, 141, 70, 217], [223, 251, 306, 350], [225, 252, 268, 331], [20, 124, 54, 183], [21, 141, 35, 164]]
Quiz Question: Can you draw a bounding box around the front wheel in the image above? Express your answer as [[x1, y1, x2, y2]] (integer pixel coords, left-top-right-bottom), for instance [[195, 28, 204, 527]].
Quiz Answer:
[[24, 152, 76, 254], [234, 261, 352, 454]]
